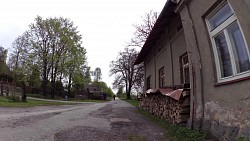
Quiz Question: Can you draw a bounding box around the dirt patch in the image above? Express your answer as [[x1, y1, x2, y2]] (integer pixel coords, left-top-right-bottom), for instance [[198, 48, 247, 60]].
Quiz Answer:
[[89, 104, 113, 119], [54, 126, 128, 141], [55, 101, 169, 141]]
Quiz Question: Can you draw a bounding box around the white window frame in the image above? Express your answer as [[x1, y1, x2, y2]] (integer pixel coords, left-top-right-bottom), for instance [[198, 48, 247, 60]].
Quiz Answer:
[[180, 53, 190, 84], [206, 2, 250, 83]]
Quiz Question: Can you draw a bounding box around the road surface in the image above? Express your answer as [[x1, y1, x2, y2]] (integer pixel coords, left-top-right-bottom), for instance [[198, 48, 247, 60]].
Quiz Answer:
[[0, 99, 167, 141]]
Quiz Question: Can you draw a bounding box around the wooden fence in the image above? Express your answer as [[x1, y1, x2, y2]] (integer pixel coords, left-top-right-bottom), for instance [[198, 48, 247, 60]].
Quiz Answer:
[[0, 83, 23, 98]]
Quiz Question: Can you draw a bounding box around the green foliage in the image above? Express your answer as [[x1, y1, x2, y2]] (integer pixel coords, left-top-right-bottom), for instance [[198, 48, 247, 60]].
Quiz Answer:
[[118, 93, 127, 99], [123, 99, 139, 107], [0, 47, 12, 82], [0, 96, 76, 107], [116, 86, 124, 97], [176, 127, 206, 141], [236, 137, 247, 141], [127, 134, 148, 141], [55, 81, 64, 91], [29, 65, 41, 88], [9, 16, 89, 97], [0, 46, 7, 62], [137, 108, 208, 141], [0, 73, 13, 82], [6, 95, 21, 102], [92, 81, 114, 97]]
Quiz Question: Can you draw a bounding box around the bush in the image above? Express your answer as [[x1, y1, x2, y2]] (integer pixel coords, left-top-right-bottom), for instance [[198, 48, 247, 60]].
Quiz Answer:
[[7, 95, 22, 102], [176, 127, 206, 141]]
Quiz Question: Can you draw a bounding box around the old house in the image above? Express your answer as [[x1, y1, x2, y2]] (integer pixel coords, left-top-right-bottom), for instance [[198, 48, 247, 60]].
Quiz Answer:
[[135, 0, 250, 139]]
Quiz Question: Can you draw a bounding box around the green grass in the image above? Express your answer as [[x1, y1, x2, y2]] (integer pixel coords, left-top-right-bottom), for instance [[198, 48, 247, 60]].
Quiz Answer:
[[70, 98, 109, 103], [0, 96, 76, 107], [123, 99, 208, 141], [123, 99, 140, 107], [127, 134, 148, 141], [27, 94, 110, 103], [137, 108, 207, 141]]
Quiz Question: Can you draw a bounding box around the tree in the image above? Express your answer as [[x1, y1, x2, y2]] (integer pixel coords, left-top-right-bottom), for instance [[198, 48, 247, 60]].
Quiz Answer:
[[110, 48, 144, 99], [9, 16, 88, 98], [8, 34, 30, 86], [0, 46, 7, 62], [92, 81, 114, 97], [116, 85, 124, 98], [29, 64, 41, 88], [93, 67, 102, 82], [128, 10, 158, 48], [0, 47, 12, 83]]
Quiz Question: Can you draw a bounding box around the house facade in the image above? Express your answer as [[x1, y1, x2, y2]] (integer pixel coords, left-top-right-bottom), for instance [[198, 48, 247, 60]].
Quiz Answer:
[[135, 0, 250, 139]]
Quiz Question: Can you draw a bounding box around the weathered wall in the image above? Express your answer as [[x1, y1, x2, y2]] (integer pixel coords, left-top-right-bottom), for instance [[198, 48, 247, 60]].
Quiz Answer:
[[145, 54, 156, 89], [144, 15, 187, 89], [170, 31, 187, 86], [179, 0, 250, 139]]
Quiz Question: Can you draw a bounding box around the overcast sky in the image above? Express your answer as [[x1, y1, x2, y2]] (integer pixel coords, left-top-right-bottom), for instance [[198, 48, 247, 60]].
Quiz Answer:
[[0, 0, 166, 90]]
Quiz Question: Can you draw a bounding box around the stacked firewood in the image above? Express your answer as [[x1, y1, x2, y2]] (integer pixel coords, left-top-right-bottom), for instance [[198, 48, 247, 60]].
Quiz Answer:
[[139, 92, 190, 124]]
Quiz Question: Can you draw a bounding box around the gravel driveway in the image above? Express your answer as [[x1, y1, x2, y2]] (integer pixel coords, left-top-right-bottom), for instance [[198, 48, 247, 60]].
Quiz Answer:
[[0, 99, 168, 141]]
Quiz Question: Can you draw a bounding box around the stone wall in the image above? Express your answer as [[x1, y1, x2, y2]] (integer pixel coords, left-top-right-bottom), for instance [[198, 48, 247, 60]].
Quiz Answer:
[[195, 101, 250, 140]]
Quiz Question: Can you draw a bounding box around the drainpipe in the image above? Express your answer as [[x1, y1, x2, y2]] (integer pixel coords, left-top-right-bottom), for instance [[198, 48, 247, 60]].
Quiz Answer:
[[154, 45, 157, 89], [170, 42, 175, 88], [184, 2, 205, 130]]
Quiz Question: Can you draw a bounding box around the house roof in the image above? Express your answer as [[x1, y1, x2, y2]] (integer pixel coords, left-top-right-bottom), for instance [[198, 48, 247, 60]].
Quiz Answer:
[[134, 1, 177, 65]]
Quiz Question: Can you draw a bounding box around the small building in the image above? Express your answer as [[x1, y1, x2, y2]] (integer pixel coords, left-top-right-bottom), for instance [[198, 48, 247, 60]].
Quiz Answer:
[[75, 84, 106, 100], [135, 0, 250, 139]]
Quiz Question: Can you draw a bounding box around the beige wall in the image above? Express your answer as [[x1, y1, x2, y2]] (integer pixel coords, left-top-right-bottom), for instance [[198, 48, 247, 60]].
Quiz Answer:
[[145, 52, 155, 89], [144, 15, 187, 90], [179, 0, 250, 139], [170, 30, 187, 85]]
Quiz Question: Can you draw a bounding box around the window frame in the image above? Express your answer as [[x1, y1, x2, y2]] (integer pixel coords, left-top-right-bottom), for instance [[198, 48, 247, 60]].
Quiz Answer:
[[159, 67, 165, 88], [180, 53, 190, 85], [206, 2, 250, 83], [146, 75, 151, 90]]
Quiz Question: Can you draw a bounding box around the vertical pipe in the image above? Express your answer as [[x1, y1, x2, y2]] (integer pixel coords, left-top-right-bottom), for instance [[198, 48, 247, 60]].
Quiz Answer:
[[185, 2, 205, 130], [170, 44, 175, 87]]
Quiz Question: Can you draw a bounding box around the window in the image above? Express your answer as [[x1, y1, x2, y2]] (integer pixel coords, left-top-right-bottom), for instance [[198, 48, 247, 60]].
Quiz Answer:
[[206, 2, 250, 82], [180, 53, 190, 84], [146, 75, 151, 90], [159, 67, 165, 88]]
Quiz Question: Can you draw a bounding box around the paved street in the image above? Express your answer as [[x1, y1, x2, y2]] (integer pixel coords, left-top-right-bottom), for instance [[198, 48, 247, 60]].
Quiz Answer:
[[0, 99, 167, 141]]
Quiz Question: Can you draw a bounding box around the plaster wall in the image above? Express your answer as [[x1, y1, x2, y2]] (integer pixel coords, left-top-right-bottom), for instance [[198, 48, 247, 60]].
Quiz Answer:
[[179, 0, 250, 139]]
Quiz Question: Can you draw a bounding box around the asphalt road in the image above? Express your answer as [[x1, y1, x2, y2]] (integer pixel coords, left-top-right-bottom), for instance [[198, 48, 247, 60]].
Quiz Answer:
[[0, 99, 167, 141]]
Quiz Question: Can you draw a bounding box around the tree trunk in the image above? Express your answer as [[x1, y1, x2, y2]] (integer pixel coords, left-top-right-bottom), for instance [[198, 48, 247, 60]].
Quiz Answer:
[[67, 73, 72, 97], [42, 60, 48, 97]]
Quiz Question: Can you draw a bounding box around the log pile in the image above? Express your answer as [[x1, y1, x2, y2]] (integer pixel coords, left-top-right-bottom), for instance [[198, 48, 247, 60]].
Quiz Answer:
[[139, 91, 190, 124]]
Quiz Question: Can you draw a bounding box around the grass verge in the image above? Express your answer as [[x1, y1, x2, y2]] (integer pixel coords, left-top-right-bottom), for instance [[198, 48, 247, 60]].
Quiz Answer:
[[0, 96, 76, 107], [128, 133, 148, 141], [124, 99, 208, 141], [27, 94, 110, 103], [123, 99, 140, 107]]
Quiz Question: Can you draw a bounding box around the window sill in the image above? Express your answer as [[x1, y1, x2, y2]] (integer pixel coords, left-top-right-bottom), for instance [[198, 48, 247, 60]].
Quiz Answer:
[[214, 75, 250, 86]]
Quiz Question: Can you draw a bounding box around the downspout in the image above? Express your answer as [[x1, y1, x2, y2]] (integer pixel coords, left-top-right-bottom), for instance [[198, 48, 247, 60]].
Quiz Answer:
[[185, 2, 205, 130], [154, 46, 157, 88], [170, 42, 175, 87]]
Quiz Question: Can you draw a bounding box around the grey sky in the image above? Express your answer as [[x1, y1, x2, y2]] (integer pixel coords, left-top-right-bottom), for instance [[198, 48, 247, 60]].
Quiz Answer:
[[0, 0, 166, 90]]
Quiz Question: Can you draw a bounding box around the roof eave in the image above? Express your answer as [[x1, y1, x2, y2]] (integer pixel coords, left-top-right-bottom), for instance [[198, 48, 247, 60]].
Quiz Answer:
[[134, 1, 177, 65]]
